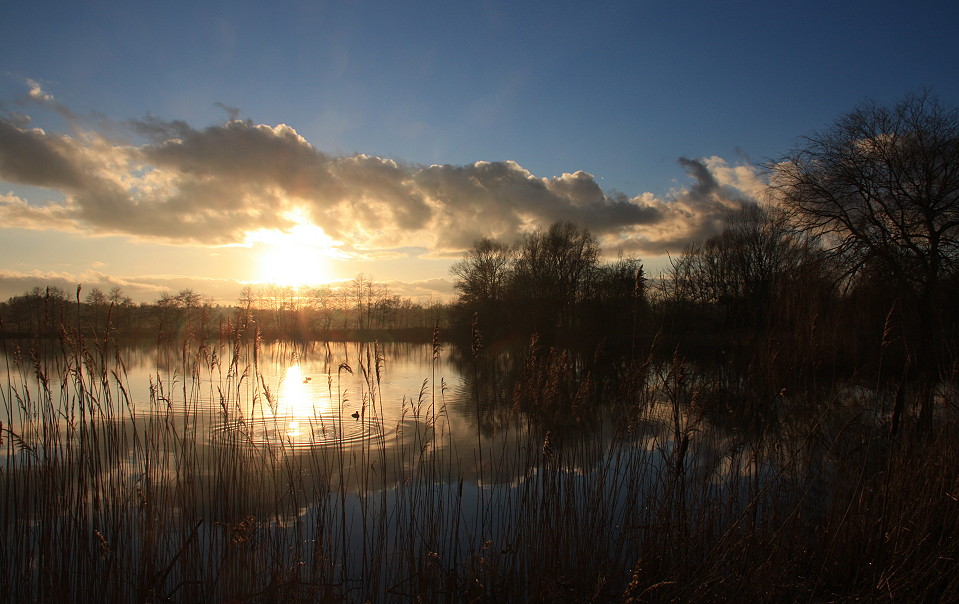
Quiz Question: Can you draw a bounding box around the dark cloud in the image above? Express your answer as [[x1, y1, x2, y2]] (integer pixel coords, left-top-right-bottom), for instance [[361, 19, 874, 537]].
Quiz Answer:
[[0, 120, 86, 189], [129, 115, 196, 143], [677, 156, 752, 208], [0, 109, 764, 256], [214, 102, 241, 121], [615, 157, 758, 255]]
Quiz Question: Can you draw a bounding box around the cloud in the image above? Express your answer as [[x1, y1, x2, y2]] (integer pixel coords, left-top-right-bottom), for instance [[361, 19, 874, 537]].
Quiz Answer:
[[213, 101, 241, 121], [26, 79, 54, 102], [0, 100, 763, 258], [383, 277, 456, 300], [0, 192, 80, 233], [0, 120, 87, 188]]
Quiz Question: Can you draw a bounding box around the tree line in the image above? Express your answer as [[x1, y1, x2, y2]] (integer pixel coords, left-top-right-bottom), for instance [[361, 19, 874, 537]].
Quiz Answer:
[[449, 221, 646, 350], [234, 275, 447, 338], [0, 277, 449, 341], [450, 92, 959, 386]]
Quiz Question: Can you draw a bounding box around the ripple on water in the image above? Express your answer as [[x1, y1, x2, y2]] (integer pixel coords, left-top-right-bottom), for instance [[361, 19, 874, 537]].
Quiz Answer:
[[212, 411, 389, 450]]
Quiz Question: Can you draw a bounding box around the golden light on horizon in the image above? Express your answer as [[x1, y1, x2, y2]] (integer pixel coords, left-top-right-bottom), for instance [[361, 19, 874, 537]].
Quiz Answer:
[[246, 217, 341, 287]]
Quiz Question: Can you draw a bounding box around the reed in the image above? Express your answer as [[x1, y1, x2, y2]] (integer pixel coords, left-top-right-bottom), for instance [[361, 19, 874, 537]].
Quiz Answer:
[[1, 319, 957, 602]]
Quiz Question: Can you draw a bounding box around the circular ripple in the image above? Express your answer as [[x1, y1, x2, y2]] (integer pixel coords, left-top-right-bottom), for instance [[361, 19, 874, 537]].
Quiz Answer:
[[213, 411, 389, 449]]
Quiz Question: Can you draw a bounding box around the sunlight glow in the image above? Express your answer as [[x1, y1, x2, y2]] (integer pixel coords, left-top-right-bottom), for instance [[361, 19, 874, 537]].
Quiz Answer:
[[277, 364, 312, 417], [246, 214, 343, 287], [276, 364, 325, 438]]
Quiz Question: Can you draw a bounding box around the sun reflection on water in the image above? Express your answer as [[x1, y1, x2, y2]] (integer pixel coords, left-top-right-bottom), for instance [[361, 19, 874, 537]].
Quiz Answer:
[[276, 364, 325, 439], [243, 355, 387, 448]]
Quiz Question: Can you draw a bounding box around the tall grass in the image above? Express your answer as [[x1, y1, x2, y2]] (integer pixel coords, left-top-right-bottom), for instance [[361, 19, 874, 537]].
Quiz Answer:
[[1, 319, 958, 602]]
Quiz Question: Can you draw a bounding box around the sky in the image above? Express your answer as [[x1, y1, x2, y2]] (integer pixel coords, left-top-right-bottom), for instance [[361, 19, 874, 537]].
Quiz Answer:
[[1, 0, 958, 305]]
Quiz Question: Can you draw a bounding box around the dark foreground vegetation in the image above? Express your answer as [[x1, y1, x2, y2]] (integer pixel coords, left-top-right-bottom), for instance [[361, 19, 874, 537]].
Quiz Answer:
[[1, 92, 959, 602]]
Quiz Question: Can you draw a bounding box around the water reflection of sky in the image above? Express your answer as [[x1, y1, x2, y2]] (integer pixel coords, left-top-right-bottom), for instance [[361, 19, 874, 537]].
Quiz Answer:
[[0, 338, 773, 495], [1, 337, 855, 604], [0, 340, 486, 470]]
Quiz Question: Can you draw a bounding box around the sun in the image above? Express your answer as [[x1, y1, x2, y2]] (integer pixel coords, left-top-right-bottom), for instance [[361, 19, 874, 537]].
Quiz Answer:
[[247, 221, 340, 287], [259, 233, 331, 287]]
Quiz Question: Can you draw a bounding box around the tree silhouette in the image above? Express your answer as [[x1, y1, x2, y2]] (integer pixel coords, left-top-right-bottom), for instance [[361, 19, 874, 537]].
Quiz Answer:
[[772, 92, 959, 291], [770, 91, 959, 370], [512, 221, 599, 331], [771, 93, 959, 352], [664, 204, 810, 328], [449, 222, 646, 347], [450, 237, 514, 331]]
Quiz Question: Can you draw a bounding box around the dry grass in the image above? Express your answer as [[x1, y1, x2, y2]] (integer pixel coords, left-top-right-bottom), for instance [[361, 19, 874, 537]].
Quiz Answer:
[[1, 322, 958, 603]]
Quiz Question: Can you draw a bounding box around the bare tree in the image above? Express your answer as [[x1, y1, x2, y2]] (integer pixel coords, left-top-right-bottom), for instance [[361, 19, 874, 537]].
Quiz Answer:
[[664, 204, 812, 328], [107, 286, 132, 306], [512, 221, 599, 331], [450, 237, 515, 306], [84, 287, 107, 332], [771, 92, 959, 315], [771, 92, 959, 420]]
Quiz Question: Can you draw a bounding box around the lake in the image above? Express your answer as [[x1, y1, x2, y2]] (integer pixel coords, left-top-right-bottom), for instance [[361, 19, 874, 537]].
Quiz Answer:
[[0, 333, 909, 602]]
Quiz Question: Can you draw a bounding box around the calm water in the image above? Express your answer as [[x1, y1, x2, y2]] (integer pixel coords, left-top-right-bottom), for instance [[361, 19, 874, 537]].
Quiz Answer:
[[1, 338, 630, 487], [0, 336, 772, 477], [0, 336, 803, 601]]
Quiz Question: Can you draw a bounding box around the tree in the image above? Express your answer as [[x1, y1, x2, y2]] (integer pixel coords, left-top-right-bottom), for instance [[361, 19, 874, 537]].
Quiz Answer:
[[1, 287, 67, 333], [85, 288, 107, 307], [770, 91, 959, 366], [152, 289, 210, 337], [664, 204, 810, 328], [450, 237, 515, 332], [582, 255, 647, 350], [107, 286, 132, 307], [450, 237, 514, 306], [512, 221, 599, 331], [84, 287, 107, 332], [174, 289, 203, 309]]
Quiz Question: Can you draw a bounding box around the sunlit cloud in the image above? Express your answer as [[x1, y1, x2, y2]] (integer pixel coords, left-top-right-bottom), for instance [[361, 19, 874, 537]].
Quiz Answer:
[[25, 78, 54, 102], [0, 96, 763, 262]]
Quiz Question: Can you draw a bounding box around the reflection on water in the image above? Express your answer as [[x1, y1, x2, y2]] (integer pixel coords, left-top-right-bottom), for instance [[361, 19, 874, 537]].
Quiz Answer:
[[0, 337, 644, 494], [0, 338, 738, 480], [232, 360, 390, 448], [0, 335, 852, 602]]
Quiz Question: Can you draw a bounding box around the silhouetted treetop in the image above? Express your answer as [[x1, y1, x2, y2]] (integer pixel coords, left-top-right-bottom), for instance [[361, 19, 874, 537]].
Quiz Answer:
[[450, 221, 646, 344], [770, 91, 959, 299]]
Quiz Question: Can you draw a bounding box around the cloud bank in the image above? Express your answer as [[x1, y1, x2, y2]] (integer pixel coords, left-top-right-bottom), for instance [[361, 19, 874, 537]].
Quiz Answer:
[[0, 98, 765, 258]]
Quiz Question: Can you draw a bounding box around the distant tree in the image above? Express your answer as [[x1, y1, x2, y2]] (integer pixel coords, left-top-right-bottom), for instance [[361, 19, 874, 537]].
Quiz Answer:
[[152, 289, 211, 338], [174, 289, 203, 309], [85, 288, 107, 307], [236, 286, 258, 331], [452, 223, 648, 339], [102, 286, 135, 332], [1, 288, 65, 333], [350, 274, 371, 330], [153, 292, 179, 332], [451, 238, 515, 305], [238, 286, 257, 310], [84, 287, 107, 332], [107, 286, 131, 306], [582, 255, 647, 349]]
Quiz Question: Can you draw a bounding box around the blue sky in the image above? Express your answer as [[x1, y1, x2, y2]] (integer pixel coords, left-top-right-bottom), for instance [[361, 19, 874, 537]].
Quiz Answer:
[[1, 0, 958, 303]]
